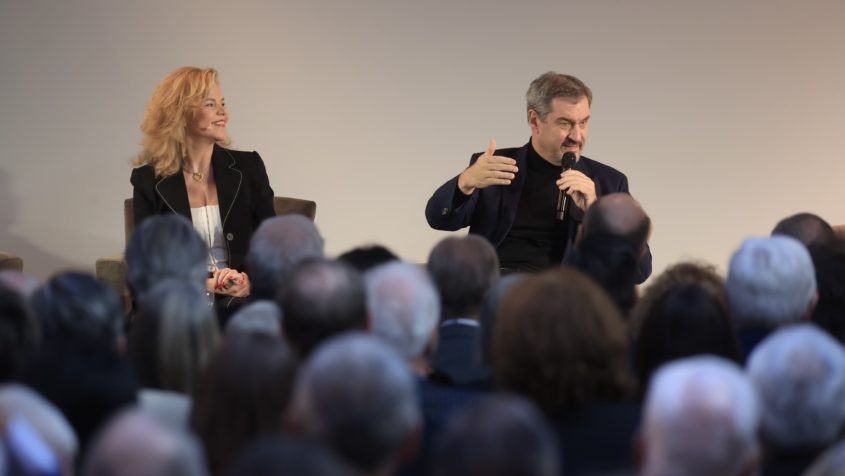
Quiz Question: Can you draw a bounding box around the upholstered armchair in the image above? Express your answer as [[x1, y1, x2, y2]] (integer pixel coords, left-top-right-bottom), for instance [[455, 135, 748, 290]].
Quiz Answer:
[[95, 197, 317, 310], [0, 252, 23, 272]]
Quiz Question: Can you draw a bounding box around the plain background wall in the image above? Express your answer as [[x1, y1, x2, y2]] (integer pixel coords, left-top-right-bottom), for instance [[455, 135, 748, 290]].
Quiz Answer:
[[1, 0, 844, 282]]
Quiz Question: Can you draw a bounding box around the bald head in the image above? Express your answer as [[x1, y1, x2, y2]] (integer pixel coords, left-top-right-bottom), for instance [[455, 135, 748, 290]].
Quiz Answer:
[[581, 193, 650, 252]]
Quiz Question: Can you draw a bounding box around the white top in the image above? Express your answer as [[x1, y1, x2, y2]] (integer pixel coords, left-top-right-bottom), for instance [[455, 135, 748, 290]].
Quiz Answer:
[[190, 205, 228, 271]]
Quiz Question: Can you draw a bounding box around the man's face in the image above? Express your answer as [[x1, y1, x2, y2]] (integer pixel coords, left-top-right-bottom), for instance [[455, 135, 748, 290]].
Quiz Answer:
[[529, 96, 590, 165]]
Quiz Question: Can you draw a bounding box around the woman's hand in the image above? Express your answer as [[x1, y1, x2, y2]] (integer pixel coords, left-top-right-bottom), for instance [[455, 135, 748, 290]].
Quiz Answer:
[[209, 268, 251, 297]]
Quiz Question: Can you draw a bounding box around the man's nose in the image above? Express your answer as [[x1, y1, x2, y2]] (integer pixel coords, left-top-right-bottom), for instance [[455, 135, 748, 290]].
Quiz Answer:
[[567, 125, 582, 143]]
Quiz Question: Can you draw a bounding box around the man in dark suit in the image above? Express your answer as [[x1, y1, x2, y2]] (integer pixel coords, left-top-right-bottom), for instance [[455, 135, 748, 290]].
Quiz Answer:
[[426, 235, 498, 388], [425, 72, 651, 281]]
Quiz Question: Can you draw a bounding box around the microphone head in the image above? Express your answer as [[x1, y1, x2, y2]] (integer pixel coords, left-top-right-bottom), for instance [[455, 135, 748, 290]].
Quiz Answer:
[[562, 152, 577, 169]]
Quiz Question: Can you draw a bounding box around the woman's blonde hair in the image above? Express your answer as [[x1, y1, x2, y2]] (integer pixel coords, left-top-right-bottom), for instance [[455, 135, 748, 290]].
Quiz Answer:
[[134, 66, 229, 177]]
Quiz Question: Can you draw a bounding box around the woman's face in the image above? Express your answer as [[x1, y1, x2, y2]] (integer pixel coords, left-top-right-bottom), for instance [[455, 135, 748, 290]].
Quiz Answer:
[[186, 83, 228, 143]]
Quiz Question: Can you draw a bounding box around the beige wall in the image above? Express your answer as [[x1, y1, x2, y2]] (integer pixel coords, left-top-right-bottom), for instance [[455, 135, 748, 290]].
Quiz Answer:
[[1, 0, 844, 282]]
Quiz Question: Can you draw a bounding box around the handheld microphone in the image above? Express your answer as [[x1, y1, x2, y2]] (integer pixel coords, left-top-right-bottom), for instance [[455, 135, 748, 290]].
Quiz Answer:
[[555, 152, 577, 221]]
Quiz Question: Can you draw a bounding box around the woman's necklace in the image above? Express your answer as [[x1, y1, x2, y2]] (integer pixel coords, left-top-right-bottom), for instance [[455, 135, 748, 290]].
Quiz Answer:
[[184, 168, 208, 183]]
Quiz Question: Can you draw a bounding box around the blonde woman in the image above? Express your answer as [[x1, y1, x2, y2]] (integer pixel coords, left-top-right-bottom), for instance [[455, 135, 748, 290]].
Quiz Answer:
[[131, 67, 275, 299]]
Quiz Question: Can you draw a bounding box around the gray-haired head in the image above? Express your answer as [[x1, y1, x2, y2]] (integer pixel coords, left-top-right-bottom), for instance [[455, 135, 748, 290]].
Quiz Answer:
[[225, 300, 282, 339], [641, 356, 760, 476], [247, 215, 325, 300], [726, 235, 817, 329], [289, 333, 420, 474], [365, 261, 440, 361], [83, 408, 208, 476], [0, 384, 78, 475], [747, 324, 845, 449], [526, 72, 592, 120], [125, 214, 208, 300]]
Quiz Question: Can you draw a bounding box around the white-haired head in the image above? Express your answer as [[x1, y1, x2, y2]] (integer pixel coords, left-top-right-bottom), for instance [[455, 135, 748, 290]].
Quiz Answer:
[[747, 324, 845, 449], [726, 235, 816, 329], [642, 356, 760, 476], [365, 261, 440, 361]]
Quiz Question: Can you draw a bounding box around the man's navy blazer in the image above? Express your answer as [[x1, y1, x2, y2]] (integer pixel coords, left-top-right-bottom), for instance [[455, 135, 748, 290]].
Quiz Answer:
[[425, 141, 652, 281]]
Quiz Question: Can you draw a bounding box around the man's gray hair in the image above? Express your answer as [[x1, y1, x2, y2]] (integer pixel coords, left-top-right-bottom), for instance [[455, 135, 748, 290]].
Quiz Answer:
[[747, 324, 845, 449], [642, 356, 759, 476], [526, 72, 592, 120], [225, 300, 282, 339], [83, 408, 208, 476], [289, 333, 420, 473], [365, 261, 440, 360], [246, 215, 324, 300], [125, 215, 208, 299], [726, 235, 816, 328]]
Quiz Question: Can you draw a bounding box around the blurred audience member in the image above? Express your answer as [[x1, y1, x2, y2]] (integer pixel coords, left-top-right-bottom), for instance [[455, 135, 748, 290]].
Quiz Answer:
[[479, 273, 527, 367], [632, 265, 740, 390], [225, 435, 355, 476], [726, 236, 817, 360], [0, 282, 39, 383], [128, 279, 220, 396], [247, 214, 324, 301], [771, 212, 835, 248], [493, 267, 637, 475], [747, 325, 845, 476], [0, 384, 78, 475], [288, 333, 420, 476], [0, 270, 40, 298], [276, 259, 367, 357], [804, 441, 845, 476], [809, 238, 845, 343], [427, 236, 499, 387], [366, 261, 440, 377], [83, 409, 208, 476], [224, 300, 282, 339], [639, 356, 759, 476], [566, 193, 651, 314], [338, 244, 399, 273], [125, 214, 208, 306], [21, 273, 137, 457], [31, 271, 124, 352], [430, 395, 560, 476], [191, 333, 298, 475]]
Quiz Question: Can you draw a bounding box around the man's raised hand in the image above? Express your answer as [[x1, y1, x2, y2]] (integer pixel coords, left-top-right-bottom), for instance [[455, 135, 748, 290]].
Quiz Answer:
[[457, 139, 519, 195]]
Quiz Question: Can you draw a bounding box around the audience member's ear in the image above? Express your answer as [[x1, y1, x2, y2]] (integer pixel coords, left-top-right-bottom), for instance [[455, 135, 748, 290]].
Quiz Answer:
[[805, 292, 819, 321], [115, 334, 127, 356], [399, 421, 422, 463], [633, 428, 646, 472], [738, 447, 760, 476], [282, 404, 304, 436], [424, 326, 440, 358]]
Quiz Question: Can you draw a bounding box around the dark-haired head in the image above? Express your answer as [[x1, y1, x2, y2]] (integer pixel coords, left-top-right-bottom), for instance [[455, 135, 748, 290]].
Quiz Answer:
[[31, 271, 123, 350]]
